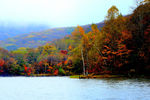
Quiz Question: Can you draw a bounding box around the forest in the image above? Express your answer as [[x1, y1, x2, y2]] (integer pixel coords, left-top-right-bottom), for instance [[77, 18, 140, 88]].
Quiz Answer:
[[0, 0, 149, 77]]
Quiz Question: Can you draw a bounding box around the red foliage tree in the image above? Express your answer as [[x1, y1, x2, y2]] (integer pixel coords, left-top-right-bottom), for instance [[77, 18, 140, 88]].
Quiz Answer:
[[54, 69, 58, 75], [60, 50, 68, 55], [0, 59, 5, 67]]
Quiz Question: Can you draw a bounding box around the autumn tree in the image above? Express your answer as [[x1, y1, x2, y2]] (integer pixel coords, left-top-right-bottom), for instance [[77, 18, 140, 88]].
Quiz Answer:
[[106, 5, 119, 21], [42, 43, 57, 56], [26, 48, 40, 64], [103, 5, 127, 40], [72, 26, 84, 46], [81, 33, 90, 75], [0, 59, 4, 73], [127, 1, 150, 74], [71, 26, 86, 75]]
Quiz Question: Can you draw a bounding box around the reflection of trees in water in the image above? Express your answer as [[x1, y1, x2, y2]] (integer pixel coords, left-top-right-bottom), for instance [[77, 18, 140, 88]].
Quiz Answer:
[[101, 78, 150, 89]]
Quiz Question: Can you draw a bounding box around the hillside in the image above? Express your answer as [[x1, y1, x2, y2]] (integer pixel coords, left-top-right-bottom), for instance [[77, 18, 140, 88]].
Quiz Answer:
[[0, 22, 104, 50], [0, 23, 50, 40]]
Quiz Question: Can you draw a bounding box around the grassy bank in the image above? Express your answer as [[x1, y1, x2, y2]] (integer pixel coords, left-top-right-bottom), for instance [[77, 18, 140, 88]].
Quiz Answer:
[[70, 75, 126, 79]]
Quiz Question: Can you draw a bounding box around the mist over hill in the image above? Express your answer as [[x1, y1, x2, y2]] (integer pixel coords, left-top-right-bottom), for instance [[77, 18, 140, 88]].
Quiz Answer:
[[0, 21, 104, 50], [0, 22, 50, 40]]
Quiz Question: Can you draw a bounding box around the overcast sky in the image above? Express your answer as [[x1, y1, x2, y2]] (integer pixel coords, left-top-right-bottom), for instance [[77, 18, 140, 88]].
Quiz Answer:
[[0, 0, 136, 27]]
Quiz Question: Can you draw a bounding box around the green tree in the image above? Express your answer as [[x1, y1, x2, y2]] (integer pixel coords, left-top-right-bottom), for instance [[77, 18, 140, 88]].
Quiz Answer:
[[106, 5, 119, 21]]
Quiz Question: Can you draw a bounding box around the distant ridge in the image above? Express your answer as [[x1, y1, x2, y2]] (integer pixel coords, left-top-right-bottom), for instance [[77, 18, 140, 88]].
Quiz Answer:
[[0, 21, 104, 50], [0, 23, 50, 40]]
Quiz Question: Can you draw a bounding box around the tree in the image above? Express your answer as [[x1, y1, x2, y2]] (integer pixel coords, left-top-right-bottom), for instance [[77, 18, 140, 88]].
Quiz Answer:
[[103, 6, 127, 42], [138, 0, 150, 5], [106, 5, 119, 21], [0, 59, 4, 73], [71, 26, 87, 75], [127, 1, 150, 74], [26, 48, 40, 64], [42, 44, 57, 55], [72, 26, 84, 46], [0, 59, 4, 67]]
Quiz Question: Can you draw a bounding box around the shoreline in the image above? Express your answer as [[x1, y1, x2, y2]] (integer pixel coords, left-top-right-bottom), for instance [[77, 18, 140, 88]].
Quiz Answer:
[[0, 74, 149, 79], [70, 75, 150, 79]]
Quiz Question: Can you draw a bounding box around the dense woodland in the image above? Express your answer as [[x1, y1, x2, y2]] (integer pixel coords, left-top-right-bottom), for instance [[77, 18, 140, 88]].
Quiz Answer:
[[0, 1, 149, 76]]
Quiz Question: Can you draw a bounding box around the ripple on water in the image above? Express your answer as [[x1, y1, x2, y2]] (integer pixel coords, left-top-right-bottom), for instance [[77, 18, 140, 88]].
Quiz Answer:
[[0, 77, 149, 100]]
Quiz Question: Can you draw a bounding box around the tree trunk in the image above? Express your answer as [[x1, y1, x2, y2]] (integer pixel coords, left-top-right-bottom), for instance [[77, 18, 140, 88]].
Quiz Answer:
[[81, 47, 85, 76], [86, 50, 89, 75]]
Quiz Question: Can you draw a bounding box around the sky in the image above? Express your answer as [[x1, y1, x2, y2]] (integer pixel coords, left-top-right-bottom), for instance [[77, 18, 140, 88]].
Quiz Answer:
[[0, 0, 136, 28]]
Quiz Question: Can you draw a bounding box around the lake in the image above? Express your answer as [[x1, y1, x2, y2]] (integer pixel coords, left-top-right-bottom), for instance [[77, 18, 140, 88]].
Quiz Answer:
[[0, 77, 150, 100]]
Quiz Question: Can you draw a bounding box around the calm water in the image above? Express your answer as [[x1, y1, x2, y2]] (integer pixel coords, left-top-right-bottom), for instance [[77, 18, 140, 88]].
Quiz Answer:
[[0, 77, 150, 100]]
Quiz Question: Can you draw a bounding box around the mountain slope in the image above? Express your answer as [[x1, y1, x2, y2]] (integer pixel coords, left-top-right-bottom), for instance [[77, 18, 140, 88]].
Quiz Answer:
[[0, 23, 50, 40], [0, 22, 104, 50]]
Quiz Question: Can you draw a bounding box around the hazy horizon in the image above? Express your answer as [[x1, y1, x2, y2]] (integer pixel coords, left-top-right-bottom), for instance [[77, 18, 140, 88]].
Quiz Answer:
[[0, 0, 135, 28]]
